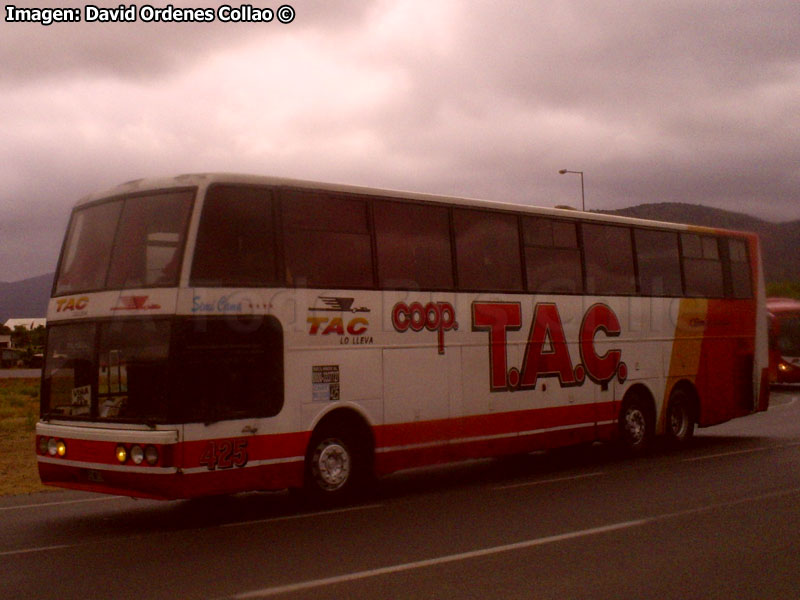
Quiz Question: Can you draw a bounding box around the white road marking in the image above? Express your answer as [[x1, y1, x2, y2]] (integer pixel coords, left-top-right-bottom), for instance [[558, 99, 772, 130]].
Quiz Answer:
[[229, 486, 800, 599], [232, 520, 648, 599], [0, 543, 76, 557], [683, 441, 800, 462], [0, 496, 121, 512], [0, 502, 382, 558], [494, 471, 606, 490], [220, 503, 384, 528]]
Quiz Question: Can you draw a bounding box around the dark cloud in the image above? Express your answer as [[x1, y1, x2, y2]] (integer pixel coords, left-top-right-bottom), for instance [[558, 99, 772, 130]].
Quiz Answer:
[[0, 0, 369, 85], [0, 0, 798, 282]]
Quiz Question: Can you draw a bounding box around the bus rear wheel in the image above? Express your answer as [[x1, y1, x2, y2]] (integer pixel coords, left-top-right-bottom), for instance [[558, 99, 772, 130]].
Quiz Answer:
[[666, 388, 695, 446]]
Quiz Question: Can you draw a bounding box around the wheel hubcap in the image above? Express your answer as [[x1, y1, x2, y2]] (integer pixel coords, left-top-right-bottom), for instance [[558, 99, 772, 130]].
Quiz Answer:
[[625, 408, 646, 445], [313, 440, 351, 491], [670, 404, 688, 438]]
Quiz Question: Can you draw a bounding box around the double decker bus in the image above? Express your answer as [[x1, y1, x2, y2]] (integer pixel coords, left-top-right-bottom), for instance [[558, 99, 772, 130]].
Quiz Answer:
[[37, 174, 770, 501], [767, 297, 800, 385]]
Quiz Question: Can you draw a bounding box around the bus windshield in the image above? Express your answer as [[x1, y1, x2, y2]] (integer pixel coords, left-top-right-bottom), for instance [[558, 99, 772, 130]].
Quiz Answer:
[[54, 189, 194, 295], [42, 320, 172, 423]]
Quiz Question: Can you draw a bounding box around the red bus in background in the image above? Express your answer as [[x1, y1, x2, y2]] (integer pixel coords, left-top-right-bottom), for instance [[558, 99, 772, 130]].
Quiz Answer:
[[767, 297, 800, 385]]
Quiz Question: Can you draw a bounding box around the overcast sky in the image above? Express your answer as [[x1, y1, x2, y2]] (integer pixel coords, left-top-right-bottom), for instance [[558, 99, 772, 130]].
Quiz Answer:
[[1, 0, 798, 282]]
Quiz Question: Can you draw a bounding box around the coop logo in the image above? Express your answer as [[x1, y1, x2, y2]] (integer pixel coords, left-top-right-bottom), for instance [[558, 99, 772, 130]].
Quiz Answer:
[[391, 301, 458, 355], [111, 296, 161, 311], [472, 301, 627, 391], [55, 296, 89, 313]]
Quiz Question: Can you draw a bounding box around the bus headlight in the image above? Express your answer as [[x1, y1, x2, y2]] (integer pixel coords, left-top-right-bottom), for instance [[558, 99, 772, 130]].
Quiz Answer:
[[45, 438, 67, 457], [116, 445, 128, 463], [145, 445, 159, 466], [130, 445, 144, 465]]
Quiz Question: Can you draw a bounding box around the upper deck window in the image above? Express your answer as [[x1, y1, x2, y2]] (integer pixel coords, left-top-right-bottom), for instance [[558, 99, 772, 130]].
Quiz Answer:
[[522, 217, 583, 293], [191, 185, 278, 287], [681, 233, 724, 297], [634, 229, 683, 296], [281, 189, 374, 289], [453, 208, 523, 292], [54, 190, 194, 295], [727, 237, 753, 299], [583, 223, 636, 295], [374, 200, 453, 290]]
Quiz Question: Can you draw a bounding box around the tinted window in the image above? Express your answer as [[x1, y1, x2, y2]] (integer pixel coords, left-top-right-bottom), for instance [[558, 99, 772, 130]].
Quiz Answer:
[[634, 229, 682, 296], [42, 320, 172, 423], [777, 316, 800, 356], [453, 209, 522, 291], [55, 201, 123, 294], [282, 190, 373, 289], [583, 224, 636, 295], [97, 320, 171, 421], [105, 192, 194, 289], [727, 238, 753, 299], [42, 323, 96, 418], [374, 201, 453, 289], [174, 316, 284, 422], [191, 185, 278, 286], [522, 217, 582, 293], [56, 191, 194, 295], [682, 233, 724, 297]]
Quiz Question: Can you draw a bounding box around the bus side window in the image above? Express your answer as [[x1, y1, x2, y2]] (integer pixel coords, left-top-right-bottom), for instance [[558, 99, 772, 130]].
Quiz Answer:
[[681, 233, 724, 297], [582, 223, 636, 295], [726, 237, 753, 299], [634, 229, 682, 296], [174, 316, 284, 423], [453, 208, 523, 292], [281, 190, 373, 289], [522, 217, 582, 294], [190, 185, 278, 287], [374, 200, 453, 290]]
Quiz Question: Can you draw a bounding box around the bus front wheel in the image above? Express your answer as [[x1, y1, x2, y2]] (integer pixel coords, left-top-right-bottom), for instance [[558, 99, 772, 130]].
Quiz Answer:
[[304, 427, 368, 503]]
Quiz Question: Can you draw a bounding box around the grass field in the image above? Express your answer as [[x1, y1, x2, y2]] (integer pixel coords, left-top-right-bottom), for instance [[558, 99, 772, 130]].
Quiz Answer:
[[0, 378, 50, 496]]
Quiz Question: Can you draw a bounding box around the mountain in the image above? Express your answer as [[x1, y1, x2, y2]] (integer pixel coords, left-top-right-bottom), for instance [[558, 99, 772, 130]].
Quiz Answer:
[[0, 273, 53, 324], [597, 203, 800, 284]]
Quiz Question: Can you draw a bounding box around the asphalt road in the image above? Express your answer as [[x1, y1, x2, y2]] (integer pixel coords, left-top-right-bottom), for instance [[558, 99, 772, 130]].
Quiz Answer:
[[2, 390, 799, 600]]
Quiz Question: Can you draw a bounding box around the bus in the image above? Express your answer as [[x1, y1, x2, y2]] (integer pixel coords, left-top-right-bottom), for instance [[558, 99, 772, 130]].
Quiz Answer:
[[36, 174, 771, 501], [767, 297, 800, 385]]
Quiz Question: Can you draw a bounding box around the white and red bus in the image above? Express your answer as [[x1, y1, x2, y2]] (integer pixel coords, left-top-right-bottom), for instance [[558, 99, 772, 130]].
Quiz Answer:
[[767, 297, 800, 385], [37, 174, 770, 501]]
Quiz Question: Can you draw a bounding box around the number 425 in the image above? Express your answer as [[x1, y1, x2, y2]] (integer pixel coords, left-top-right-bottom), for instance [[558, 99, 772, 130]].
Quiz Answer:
[[199, 439, 248, 470]]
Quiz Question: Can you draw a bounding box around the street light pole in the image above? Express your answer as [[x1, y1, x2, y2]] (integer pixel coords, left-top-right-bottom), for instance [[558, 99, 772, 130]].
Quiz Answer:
[[558, 169, 585, 211]]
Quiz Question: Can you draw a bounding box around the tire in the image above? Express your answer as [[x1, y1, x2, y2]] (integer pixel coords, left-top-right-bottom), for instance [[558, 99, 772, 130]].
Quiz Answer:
[[304, 427, 368, 504], [665, 389, 695, 446], [618, 395, 653, 453]]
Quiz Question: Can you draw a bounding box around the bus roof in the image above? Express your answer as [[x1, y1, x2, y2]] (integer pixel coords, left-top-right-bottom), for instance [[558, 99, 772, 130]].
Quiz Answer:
[[767, 297, 800, 315], [75, 172, 755, 238]]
